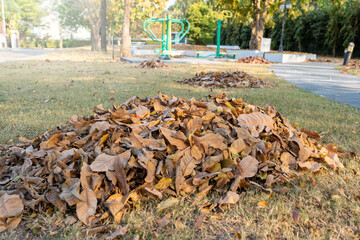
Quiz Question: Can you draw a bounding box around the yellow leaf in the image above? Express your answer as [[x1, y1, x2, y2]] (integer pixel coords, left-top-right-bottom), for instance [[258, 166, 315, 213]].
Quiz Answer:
[[331, 195, 341, 200], [154, 178, 172, 190], [99, 133, 109, 145], [156, 197, 179, 212], [257, 201, 267, 208]]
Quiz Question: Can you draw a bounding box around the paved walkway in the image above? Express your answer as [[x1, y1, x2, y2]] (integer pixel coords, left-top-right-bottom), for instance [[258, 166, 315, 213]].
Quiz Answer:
[[122, 57, 236, 65], [0, 48, 60, 63], [270, 62, 360, 109]]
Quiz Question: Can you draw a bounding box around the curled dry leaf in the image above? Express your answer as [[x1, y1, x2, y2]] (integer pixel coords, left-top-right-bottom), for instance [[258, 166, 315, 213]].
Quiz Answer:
[[0, 194, 24, 218], [218, 191, 240, 205]]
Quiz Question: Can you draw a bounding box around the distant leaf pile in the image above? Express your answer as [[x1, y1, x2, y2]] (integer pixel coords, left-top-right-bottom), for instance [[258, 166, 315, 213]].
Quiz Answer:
[[178, 71, 271, 88], [340, 61, 360, 74], [236, 56, 272, 64], [307, 59, 332, 63], [139, 59, 169, 68], [0, 93, 345, 231]]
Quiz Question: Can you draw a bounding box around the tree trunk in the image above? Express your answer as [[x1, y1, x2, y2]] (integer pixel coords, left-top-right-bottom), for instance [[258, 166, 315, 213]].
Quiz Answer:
[[249, 0, 270, 50], [59, 26, 63, 49], [91, 25, 100, 51], [100, 0, 107, 52], [120, 0, 131, 58]]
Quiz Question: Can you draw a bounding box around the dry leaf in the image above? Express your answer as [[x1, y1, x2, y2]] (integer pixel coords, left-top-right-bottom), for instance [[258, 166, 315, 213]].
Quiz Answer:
[[0, 194, 24, 218], [237, 112, 274, 129], [106, 225, 127, 240], [156, 197, 179, 212], [218, 191, 240, 205], [76, 188, 97, 225], [298, 161, 322, 172], [239, 156, 259, 178]]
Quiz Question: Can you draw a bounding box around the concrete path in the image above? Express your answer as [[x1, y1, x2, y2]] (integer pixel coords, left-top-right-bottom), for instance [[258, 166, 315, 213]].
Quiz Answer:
[[270, 62, 360, 109], [122, 57, 236, 65], [0, 48, 60, 63]]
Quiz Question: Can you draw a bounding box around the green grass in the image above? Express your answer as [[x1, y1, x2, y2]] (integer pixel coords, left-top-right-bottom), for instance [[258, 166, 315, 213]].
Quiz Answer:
[[1, 50, 360, 239]]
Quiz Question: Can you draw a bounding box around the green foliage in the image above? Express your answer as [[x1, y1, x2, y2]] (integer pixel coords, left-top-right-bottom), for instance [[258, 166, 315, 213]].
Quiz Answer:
[[220, 0, 360, 57], [1, 0, 44, 39], [186, 2, 216, 45]]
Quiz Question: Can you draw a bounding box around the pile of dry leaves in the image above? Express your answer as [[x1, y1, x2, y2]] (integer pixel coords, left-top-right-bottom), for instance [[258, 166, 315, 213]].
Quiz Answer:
[[340, 61, 360, 74], [0, 93, 346, 232], [139, 59, 169, 69], [307, 59, 332, 63], [236, 56, 272, 64], [178, 71, 270, 88]]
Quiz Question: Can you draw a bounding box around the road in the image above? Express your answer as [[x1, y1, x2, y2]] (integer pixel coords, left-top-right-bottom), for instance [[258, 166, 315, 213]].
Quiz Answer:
[[270, 62, 360, 109], [0, 48, 60, 63]]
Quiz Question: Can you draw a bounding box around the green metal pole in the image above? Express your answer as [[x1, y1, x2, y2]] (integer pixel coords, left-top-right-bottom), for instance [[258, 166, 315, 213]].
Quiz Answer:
[[161, 21, 165, 53], [166, 14, 171, 51], [216, 19, 221, 57]]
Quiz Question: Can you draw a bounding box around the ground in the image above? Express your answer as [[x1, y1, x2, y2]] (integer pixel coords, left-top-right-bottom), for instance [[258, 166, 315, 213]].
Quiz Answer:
[[0, 50, 360, 239]]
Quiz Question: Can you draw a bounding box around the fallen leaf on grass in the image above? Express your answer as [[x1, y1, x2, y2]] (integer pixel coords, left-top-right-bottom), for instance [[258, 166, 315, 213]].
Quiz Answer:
[[291, 210, 300, 223], [106, 225, 127, 240], [257, 201, 268, 208], [298, 161, 322, 172], [218, 191, 240, 205], [156, 197, 179, 212]]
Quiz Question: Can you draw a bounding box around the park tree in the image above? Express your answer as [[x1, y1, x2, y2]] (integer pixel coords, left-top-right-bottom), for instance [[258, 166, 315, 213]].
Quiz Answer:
[[186, 2, 216, 45], [120, 0, 131, 57], [100, 0, 107, 52], [1, 0, 43, 40]]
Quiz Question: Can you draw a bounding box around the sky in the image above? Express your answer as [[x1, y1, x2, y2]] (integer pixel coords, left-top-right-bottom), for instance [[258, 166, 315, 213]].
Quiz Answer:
[[166, 0, 177, 9]]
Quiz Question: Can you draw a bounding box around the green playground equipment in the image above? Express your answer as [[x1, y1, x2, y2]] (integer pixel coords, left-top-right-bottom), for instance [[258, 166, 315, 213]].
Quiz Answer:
[[197, 10, 236, 59], [143, 14, 190, 60]]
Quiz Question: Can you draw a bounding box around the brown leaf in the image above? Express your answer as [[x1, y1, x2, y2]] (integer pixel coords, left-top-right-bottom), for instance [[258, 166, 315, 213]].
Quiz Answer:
[[45, 190, 67, 212], [105, 194, 124, 217], [64, 216, 77, 225], [195, 214, 205, 228], [298, 161, 322, 172], [198, 133, 227, 152], [0, 194, 24, 218], [60, 178, 83, 206], [239, 156, 259, 178], [175, 149, 195, 194], [106, 225, 127, 240], [160, 127, 187, 150], [135, 105, 150, 119], [291, 210, 300, 223], [218, 191, 240, 205], [90, 150, 131, 172], [76, 188, 97, 225], [114, 157, 130, 195], [230, 139, 247, 154], [324, 154, 343, 170], [237, 112, 274, 129]]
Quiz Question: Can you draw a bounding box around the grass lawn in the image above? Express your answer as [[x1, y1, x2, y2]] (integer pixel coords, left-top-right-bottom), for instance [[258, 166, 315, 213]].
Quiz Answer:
[[1, 50, 360, 239]]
